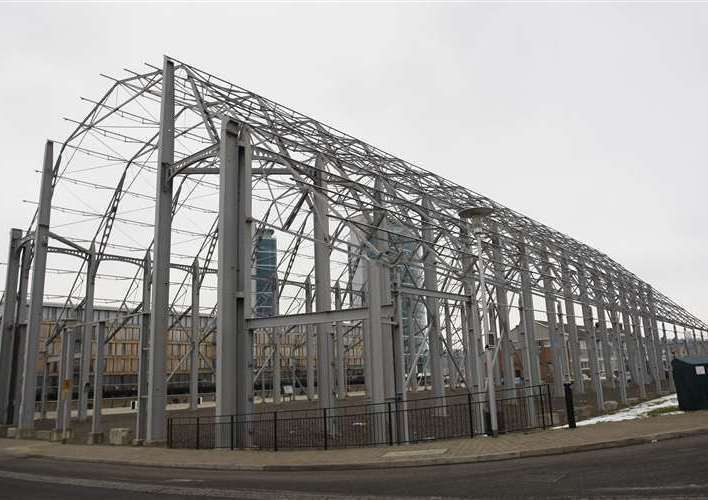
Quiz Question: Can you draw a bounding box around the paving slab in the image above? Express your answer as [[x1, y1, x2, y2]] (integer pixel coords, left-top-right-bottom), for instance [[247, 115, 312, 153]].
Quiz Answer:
[[0, 410, 706, 471]]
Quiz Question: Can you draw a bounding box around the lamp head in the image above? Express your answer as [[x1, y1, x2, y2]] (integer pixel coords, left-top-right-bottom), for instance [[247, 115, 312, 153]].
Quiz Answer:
[[458, 206, 494, 220]]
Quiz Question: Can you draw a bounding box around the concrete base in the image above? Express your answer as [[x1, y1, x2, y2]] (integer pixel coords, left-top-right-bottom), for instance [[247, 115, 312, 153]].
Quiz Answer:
[[132, 439, 144, 447], [35, 430, 52, 441], [14, 428, 36, 439], [575, 405, 594, 420], [108, 428, 134, 446], [87, 432, 105, 445], [50, 429, 73, 442], [603, 400, 619, 412], [0, 425, 10, 438]]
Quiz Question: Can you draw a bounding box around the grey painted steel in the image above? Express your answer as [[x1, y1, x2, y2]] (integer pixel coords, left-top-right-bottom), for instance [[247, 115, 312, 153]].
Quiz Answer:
[[146, 57, 175, 444], [10, 248, 30, 425], [5, 58, 708, 450], [626, 284, 649, 398], [561, 253, 584, 393], [216, 119, 254, 437], [334, 284, 346, 399], [640, 295, 662, 394], [91, 322, 106, 435], [591, 270, 614, 390], [576, 260, 604, 411], [55, 329, 73, 433], [518, 240, 540, 386], [661, 322, 675, 391], [541, 249, 563, 396], [647, 287, 669, 391], [391, 269, 409, 441], [78, 245, 96, 421], [305, 280, 315, 401], [272, 277, 281, 404], [0, 229, 22, 424], [605, 280, 628, 404], [366, 257, 385, 405], [460, 222, 478, 391], [422, 212, 445, 403], [490, 226, 514, 392], [190, 261, 200, 410], [313, 165, 335, 410], [469, 213, 497, 433], [135, 254, 151, 443], [18, 141, 53, 430]]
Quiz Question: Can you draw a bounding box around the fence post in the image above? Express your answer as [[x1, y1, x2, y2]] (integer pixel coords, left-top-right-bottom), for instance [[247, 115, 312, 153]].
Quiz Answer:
[[546, 384, 554, 427], [387, 401, 393, 446], [230, 415, 235, 450], [273, 411, 278, 451], [196, 416, 200, 450], [467, 393, 474, 438], [167, 418, 172, 448], [564, 382, 576, 429], [539, 385, 546, 428], [395, 397, 401, 445], [323, 408, 328, 450]]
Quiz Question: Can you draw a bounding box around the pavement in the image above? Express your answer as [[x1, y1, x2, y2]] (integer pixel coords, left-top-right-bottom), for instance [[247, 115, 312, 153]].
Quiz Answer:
[[1, 410, 706, 472], [1, 431, 708, 498]]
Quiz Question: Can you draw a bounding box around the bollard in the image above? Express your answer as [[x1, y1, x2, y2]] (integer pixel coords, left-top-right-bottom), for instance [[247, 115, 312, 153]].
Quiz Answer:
[[564, 382, 576, 429]]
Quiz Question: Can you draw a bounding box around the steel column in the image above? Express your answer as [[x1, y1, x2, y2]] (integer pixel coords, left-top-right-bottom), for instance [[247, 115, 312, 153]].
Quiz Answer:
[[0, 228, 22, 424], [577, 261, 604, 411], [272, 277, 281, 404], [334, 283, 346, 399], [461, 224, 481, 391], [366, 257, 385, 405], [10, 247, 31, 425], [422, 212, 445, 402], [78, 245, 96, 421], [661, 322, 675, 391], [190, 261, 200, 410], [626, 284, 649, 398], [591, 270, 614, 390], [541, 249, 563, 396], [605, 281, 628, 404], [91, 321, 105, 435], [18, 140, 54, 431], [305, 279, 315, 401], [313, 164, 334, 410], [491, 225, 514, 392], [135, 254, 151, 443], [55, 329, 73, 434], [560, 253, 583, 393], [518, 240, 540, 386], [146, 57, 175, 444], [216, 118, 254, 437]]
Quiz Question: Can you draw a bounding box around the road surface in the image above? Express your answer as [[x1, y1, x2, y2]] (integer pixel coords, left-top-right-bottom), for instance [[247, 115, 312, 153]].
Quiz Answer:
[[0, 434, 706, 498]]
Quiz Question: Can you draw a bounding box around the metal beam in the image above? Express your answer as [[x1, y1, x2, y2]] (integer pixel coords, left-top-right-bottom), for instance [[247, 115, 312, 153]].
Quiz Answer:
[[18, 141, 54, 432], [145, 57, 175, 444], [216, 118, 253, 446], [0, 228, 22, 424]]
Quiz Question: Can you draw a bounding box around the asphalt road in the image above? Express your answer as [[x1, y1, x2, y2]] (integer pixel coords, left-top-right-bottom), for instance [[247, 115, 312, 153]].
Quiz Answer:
[[0, 434, 707, 499]]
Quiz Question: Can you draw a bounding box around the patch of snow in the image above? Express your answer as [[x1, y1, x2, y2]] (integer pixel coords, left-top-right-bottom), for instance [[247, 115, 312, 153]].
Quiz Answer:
[[554, 393, 682, 429]]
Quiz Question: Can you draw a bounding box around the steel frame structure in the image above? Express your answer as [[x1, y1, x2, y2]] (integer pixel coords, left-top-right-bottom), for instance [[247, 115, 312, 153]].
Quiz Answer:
[[0, 56, 706, 444]]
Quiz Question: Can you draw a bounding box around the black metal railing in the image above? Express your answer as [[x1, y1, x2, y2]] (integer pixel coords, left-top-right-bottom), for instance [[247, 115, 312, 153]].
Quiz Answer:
[[167, 384, 554, 450]]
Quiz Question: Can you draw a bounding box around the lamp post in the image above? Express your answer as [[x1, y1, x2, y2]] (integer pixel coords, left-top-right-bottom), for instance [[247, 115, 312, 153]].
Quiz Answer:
[[458, 206, 497, 436]]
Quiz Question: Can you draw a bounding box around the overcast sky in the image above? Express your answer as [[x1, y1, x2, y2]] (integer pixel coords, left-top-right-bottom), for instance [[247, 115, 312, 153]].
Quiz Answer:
[[0, 2, 706, 321]]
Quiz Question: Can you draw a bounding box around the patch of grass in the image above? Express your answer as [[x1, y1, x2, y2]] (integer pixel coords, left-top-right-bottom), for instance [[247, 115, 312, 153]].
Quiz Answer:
[[647, 405, 680, 417]]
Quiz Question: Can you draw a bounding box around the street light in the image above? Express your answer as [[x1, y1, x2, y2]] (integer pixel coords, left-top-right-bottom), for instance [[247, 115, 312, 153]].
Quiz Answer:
[[458, 206, 497, 436]]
